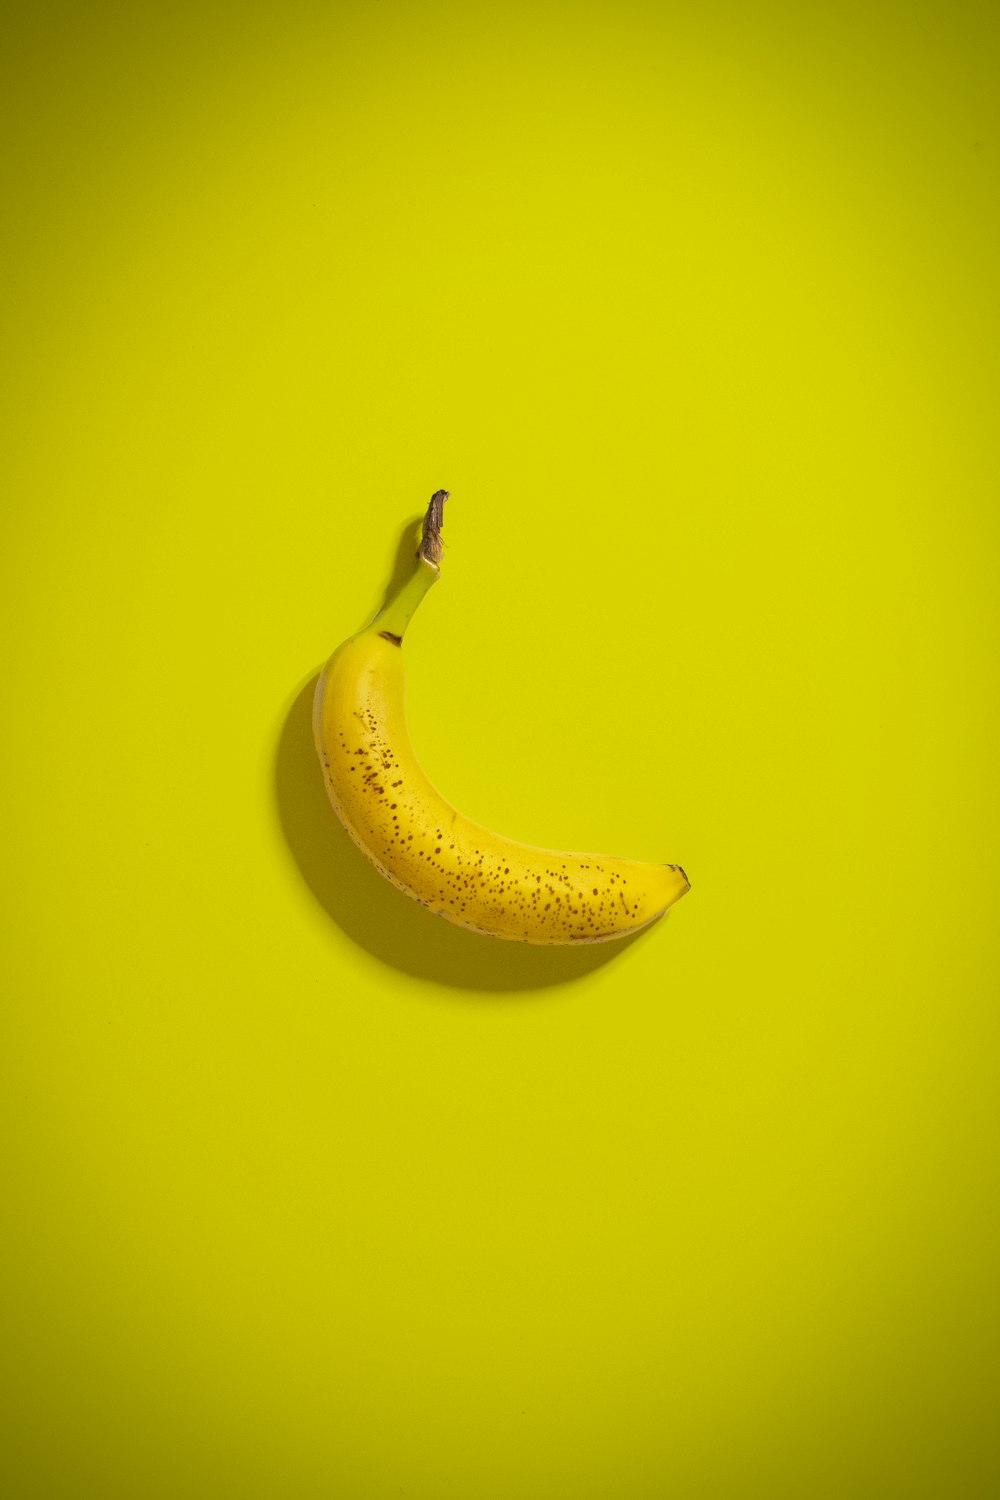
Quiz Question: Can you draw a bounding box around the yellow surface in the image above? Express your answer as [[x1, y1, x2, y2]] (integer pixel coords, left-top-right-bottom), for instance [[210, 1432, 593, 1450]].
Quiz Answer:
[[3, 2, 999, 1496]]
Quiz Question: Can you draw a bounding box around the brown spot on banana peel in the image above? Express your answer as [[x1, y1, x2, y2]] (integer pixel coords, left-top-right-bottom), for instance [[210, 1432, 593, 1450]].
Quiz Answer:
[[378, 630, 402, 645]]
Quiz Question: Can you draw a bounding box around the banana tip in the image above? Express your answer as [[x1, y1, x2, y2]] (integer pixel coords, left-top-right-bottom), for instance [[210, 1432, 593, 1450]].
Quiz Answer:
[[668, 863, 691, 892]]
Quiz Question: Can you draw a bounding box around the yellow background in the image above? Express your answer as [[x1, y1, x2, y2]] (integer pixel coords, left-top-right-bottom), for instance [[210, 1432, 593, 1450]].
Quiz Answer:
[[3, 2, 999, 1495]]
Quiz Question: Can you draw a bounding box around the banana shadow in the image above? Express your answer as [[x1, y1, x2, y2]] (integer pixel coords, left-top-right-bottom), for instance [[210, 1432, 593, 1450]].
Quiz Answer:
[[274, 520, 647, 992]]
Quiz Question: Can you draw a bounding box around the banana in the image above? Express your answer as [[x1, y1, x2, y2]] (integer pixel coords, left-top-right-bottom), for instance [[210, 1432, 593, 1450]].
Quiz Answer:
[[313, 491, 690, 944]]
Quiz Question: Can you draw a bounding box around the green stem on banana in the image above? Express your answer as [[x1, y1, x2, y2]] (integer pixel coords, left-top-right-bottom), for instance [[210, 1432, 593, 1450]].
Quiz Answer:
[[372, 490, 448, 642]]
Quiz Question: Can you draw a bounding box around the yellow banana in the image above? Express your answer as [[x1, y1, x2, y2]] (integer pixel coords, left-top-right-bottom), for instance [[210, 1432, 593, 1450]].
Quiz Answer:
[[313, 492, 690, 944]]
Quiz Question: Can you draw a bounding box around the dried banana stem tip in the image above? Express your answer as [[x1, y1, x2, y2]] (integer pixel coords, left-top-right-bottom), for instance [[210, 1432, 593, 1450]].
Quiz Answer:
[[419, 490, 449, 566]]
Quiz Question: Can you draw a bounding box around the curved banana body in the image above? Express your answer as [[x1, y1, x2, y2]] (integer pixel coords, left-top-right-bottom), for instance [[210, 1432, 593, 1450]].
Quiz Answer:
[[313, 497, 690, 945]]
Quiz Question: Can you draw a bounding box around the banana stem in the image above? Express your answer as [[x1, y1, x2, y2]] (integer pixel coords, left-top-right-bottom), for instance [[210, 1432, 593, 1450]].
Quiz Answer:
[[418, 489, 448, 566], [371, 490, 448, 641]]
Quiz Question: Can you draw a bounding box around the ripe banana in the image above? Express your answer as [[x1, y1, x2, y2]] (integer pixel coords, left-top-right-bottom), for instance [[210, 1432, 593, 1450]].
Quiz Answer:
[[313, 492, 690, 944]]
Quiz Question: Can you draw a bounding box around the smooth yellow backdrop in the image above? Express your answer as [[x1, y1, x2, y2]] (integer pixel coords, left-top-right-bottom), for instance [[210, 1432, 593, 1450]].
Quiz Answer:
[[3, 2, 998, 1496]]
